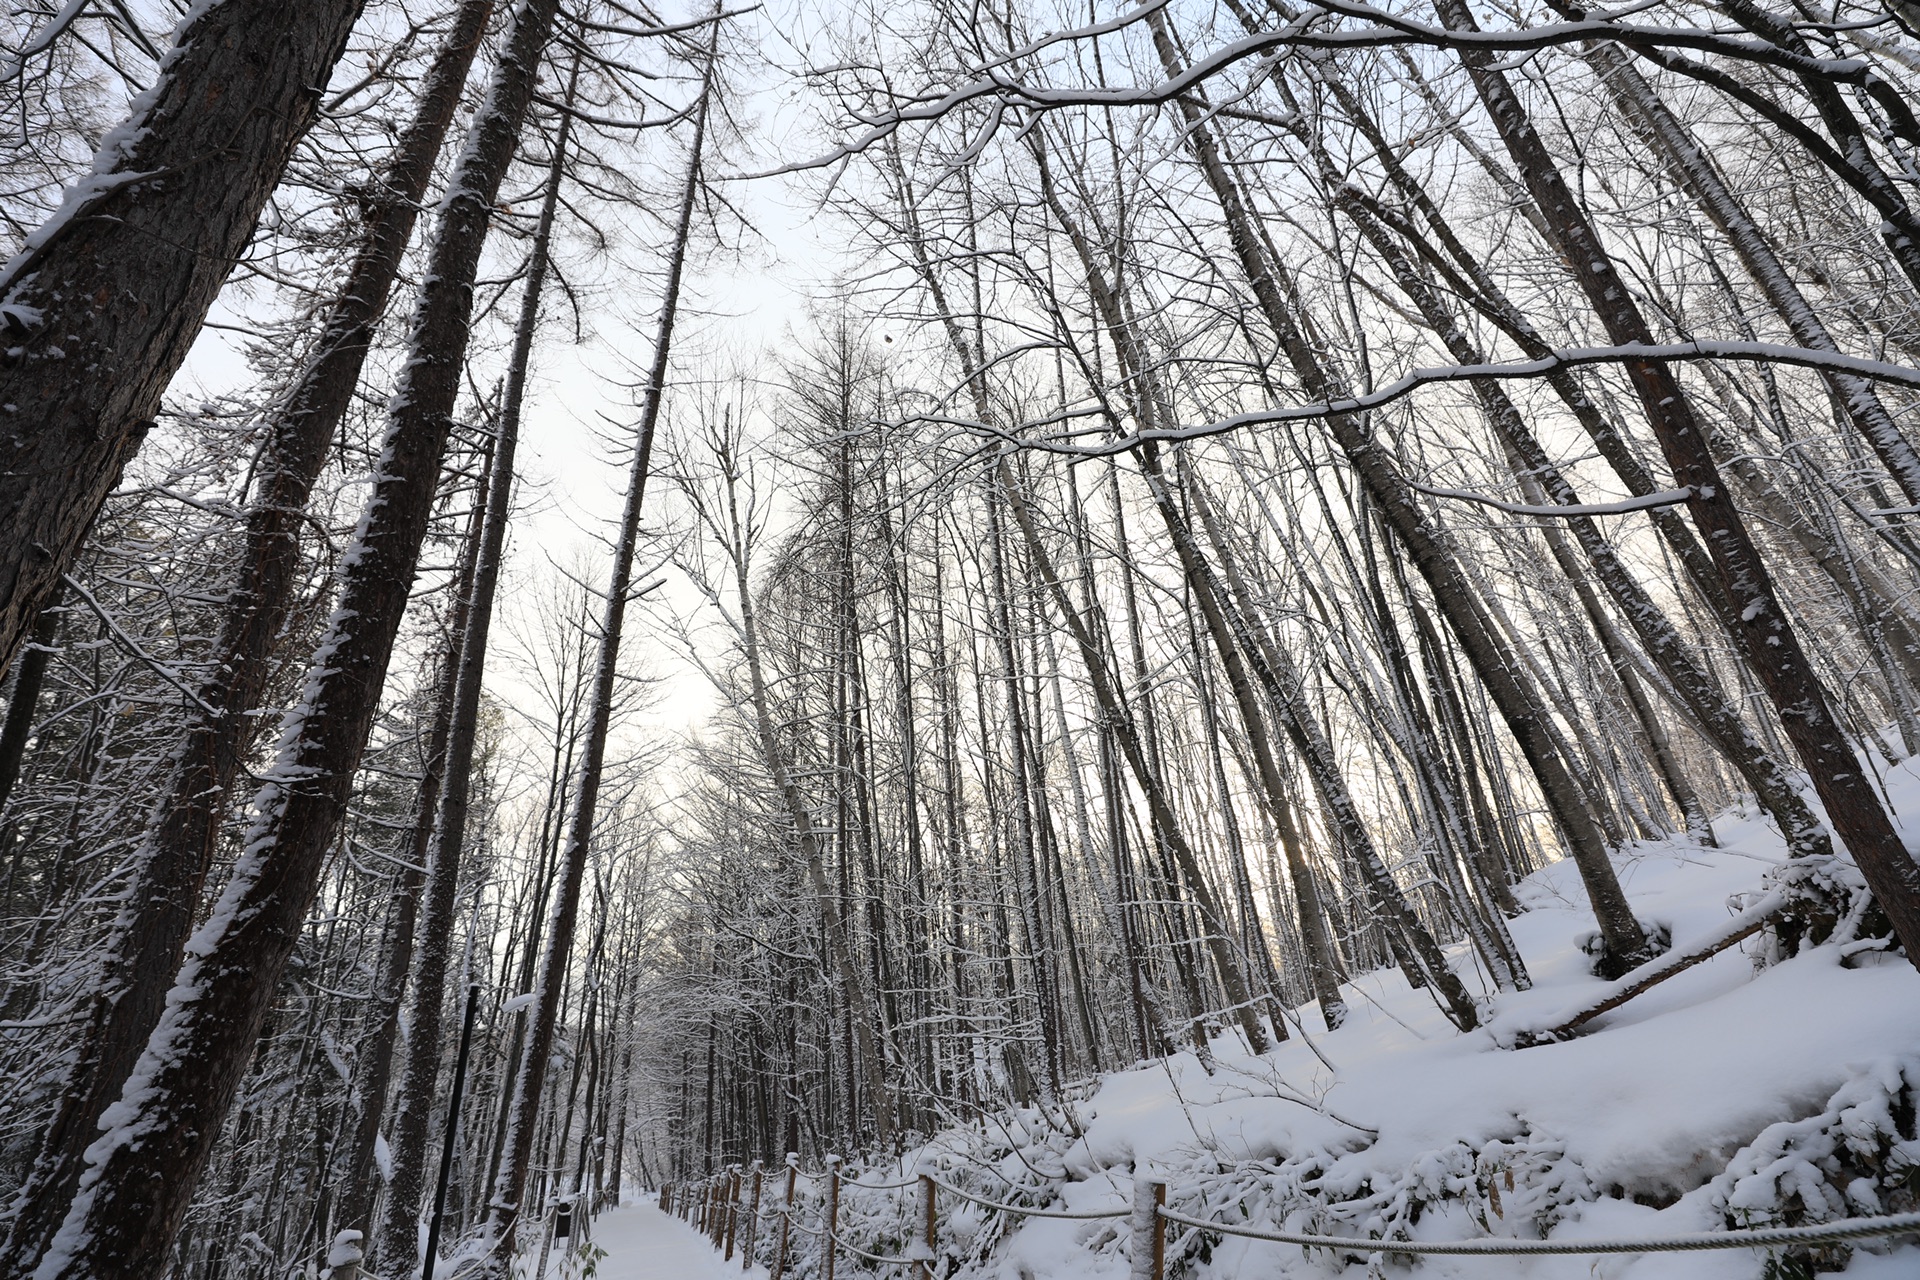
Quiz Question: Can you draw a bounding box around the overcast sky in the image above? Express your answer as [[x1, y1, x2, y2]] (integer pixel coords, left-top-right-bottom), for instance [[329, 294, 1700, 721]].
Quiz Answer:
[[167, 3, 859, 794]]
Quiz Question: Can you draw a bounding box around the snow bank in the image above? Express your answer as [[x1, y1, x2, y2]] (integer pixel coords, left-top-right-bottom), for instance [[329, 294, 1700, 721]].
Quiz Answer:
[[779, 776, 1920, 1277]]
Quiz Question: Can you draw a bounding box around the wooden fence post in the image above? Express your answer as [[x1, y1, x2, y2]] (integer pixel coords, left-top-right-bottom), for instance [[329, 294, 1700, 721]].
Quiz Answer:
[[744, 1160, 763, 1270], [724, 1165, 741, 1260], [1130, 1178, 1165, 1280], [913, 1173, 937, 1280], [823, 1155, 841, 1280], [771, 1154, 797, 1280]]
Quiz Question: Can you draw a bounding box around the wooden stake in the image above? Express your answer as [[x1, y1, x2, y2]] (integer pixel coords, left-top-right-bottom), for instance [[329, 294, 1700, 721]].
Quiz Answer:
[[771, 1156, 797, 1280], [823, 1156, 841, 1280], [724, 1166, 740, 1260], [914, 1174, 937, 1280], [1130, 1179, 1165, 1280], [745, 1161, 763, 1270]]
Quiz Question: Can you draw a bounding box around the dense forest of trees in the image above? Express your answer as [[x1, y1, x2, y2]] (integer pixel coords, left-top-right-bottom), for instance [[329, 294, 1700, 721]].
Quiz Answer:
[[3, 0, 1920, 1275]]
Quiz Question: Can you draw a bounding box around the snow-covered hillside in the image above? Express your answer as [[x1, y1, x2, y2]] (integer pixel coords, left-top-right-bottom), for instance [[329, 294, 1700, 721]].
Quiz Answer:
[[767, 788, 1920, 1279]]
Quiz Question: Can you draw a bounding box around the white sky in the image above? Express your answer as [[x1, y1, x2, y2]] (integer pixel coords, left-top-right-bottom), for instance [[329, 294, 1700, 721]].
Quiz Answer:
[[169, 11, 851, 787]]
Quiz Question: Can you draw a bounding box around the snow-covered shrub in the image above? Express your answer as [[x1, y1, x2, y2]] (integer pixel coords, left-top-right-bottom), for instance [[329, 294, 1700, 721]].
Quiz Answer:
[[1711, 1057, 1920, 1274]]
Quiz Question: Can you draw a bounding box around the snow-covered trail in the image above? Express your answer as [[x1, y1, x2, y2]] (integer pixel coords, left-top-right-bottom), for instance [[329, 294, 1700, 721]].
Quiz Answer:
[[588, 1202, 764, 1280]]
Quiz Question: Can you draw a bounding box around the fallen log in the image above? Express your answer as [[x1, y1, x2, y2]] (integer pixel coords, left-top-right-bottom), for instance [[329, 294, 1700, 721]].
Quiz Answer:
[[1503, 890, 1789, 1047]]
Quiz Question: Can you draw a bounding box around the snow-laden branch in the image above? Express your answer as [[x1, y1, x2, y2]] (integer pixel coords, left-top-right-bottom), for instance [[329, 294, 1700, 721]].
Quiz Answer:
[[926, 339, 1920, 458], [757, 0, 1894, 176], [58, 573, 218, 718], [1407, 480, 1696, 517]]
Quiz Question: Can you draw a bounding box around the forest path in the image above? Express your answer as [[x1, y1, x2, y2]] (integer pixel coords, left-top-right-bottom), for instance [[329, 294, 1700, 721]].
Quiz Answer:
[[587, 1202, 764, 1280]]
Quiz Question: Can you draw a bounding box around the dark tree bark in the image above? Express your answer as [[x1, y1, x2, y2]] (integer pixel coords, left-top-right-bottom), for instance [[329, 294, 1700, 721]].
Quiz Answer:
[[1573, 31, 1920, 516], [0, 0, 369, 678], [324, 482, 483, 1280], [372, 50, 574, 1278], [887, 164, 1279, 1050], [1327, 186, 1823, 859], [0, 7, 496, 1269], [27, 0, 560, 1272], [995, 460, 1281, 1049], [1142, 11, 1650, 971], [1432, 0, 1920, 966], [0, 587, 60, 817], [478, 43, 720, 1267]]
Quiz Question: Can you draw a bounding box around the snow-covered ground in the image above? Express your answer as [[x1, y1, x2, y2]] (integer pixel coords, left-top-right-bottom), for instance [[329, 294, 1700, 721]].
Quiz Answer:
[[979, 833, 1920, 1278], [576, 1202, 765, 1280], [610, 770, 1920, 1278]]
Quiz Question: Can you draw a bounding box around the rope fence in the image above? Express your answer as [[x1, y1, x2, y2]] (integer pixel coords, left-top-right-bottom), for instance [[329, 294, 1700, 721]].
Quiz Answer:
[[652, 1159, 1920, 1277], [1155, 1203, 1920, 1256], [927, 1176, 1129, 1221]]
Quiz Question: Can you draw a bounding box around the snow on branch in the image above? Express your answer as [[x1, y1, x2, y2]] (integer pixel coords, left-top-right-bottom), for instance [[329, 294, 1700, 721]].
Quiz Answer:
[[934, 340, 1920, 458], [1406, 480, 1696, 518], [759, 1, 1894, 176]]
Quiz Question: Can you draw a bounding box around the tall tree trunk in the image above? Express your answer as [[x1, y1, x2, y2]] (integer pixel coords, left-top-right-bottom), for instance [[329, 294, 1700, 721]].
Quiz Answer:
[[0, 588, 60, 819], [326, 452, 490, 1280], [995, 458, 1278, 1050], [478, 48, 721, 1267], [1329, 185, 1820, 857], [372, 49, 577, 1278], [1173, 471, 1485, 1026], [1018, 119, 1481, 1027], [27, 0, 560, 1271], [1142, 13, 1649, 970], [983, 486, 1066, 1090], [0, 7, 497, 1268], [728, 477, 899, 1143], [1576, 31, 1920, 518], [1432, 0, 1920, 963], [0, 0, 369, 676], [890, 158, 1273, 1051]]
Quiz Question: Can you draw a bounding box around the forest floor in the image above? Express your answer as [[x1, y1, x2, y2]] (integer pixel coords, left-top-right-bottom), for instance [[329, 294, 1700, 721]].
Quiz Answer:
[[723, 760, 1920, 1278]]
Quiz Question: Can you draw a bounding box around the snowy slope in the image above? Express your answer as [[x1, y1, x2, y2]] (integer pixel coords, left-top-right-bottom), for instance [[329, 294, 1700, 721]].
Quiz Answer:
[[797, 772, 1920, 1279]]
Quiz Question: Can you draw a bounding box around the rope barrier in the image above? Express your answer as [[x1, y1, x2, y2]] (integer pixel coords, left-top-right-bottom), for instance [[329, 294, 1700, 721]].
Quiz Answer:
[[1153, 1205, 1920, 1256], [840, 1175, 922, 1191], [673, 1169, 1920, 1271], [927, 1176, 1130, 1221]]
